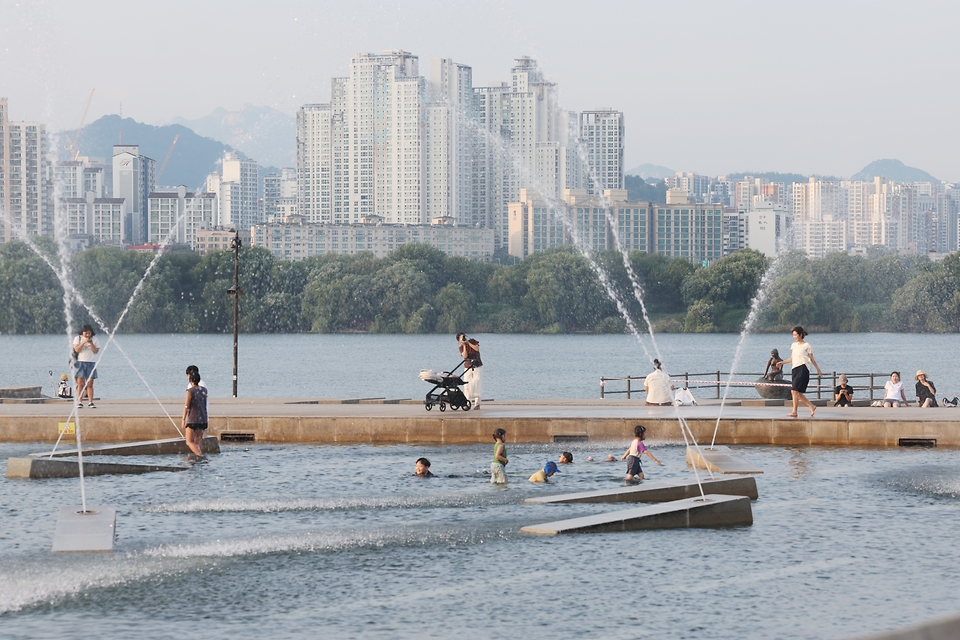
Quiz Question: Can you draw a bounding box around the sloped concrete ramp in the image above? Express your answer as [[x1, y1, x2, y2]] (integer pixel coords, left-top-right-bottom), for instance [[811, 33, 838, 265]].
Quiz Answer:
[[30, 435, 220, 458], [524, 476, 758, 505], [6, 457, 189, 479], [521, 494, 753, 534]]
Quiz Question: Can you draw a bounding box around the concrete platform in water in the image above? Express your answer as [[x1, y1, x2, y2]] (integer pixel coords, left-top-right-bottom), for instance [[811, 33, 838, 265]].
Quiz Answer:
[[525, 475, 758, 504], [521, 494, 753, 534], [0, 398, 957, 447]]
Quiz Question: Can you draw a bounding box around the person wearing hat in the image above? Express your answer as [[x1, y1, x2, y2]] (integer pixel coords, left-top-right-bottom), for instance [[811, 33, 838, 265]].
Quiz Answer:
[[529, 461, 560, 483], [915, 371, 938, 408]]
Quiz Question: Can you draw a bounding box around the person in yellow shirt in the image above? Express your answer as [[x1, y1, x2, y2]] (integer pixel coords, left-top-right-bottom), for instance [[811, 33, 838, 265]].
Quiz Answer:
[[529, 461, 560, 483]]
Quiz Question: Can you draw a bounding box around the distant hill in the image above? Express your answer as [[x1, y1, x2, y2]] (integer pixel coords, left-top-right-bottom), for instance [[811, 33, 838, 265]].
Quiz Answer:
[[172, 105, 295, 168], [852, 159, 938, 183], [626, 163, 675, 180], [60, 115, 235, 189], [625, 175, 666, 203]]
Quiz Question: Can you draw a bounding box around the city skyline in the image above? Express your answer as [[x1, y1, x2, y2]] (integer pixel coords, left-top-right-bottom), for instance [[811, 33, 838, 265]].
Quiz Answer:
[[3, 0, 959, 180]]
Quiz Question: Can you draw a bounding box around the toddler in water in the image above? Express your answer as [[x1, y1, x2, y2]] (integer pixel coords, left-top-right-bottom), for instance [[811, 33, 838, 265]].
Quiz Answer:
[[491, 428, 508, 484], [621, 424, 662, 481]]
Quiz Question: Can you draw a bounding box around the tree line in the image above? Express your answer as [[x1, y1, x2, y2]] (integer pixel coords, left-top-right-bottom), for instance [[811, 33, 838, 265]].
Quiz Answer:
[[1, 237, 957, 335]]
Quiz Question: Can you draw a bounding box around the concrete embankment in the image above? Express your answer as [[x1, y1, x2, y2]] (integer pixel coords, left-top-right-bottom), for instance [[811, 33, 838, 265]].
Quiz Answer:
[[0, 398, 957, 447]]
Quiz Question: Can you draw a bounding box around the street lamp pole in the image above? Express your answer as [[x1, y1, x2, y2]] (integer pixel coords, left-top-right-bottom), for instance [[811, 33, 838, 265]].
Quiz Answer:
[[227, 229, 244, 398]]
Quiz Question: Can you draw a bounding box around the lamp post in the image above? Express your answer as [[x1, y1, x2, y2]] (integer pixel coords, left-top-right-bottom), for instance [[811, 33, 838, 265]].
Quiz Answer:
[[226, 229, 244, 397]]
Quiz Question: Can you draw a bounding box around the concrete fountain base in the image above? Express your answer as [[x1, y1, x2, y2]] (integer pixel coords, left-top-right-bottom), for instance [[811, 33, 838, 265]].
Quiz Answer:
[[51, 506, 116, 552]]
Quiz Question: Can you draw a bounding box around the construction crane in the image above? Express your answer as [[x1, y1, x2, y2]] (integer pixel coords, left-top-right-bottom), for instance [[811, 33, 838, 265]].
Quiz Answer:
[[67, 88, 95, 161], [155, 134, 180, 183]]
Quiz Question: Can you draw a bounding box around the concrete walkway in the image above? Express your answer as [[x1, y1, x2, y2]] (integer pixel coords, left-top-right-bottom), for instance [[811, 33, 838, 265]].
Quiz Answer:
[[1, 397, 957, 446]]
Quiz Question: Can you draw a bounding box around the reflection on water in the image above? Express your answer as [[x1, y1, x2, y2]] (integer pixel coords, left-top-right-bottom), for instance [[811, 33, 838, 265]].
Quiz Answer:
[[2, 442, 960, 638]]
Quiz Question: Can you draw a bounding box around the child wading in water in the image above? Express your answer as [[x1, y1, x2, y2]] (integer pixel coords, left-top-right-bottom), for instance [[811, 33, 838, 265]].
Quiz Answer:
[[621, 424, 662, 481], [491, 428, 508, 484]]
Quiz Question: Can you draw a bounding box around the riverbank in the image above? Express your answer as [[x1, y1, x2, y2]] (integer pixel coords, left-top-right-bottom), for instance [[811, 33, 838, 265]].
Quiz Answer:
[[2, 397, 957, 447]]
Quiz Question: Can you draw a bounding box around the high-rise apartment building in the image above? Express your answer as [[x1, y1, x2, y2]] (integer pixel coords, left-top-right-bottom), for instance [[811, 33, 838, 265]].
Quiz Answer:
[[297, 103, 333, 223], [579, 109, 624, 195], [264, 167, 297, 221], [208, 152, 258, 229], [112, 144, 156, 243], [63, 192, 125, 246], [424, 58, 475, 223], [0, 99, 54, 244], [147, 186, 217, 246]]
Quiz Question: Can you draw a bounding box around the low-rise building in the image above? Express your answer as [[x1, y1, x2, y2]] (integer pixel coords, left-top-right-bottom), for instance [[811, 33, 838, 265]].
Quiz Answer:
[[249, 216, 494, 261], [508, 188, 723, 264], [195, 227, 238, 256]]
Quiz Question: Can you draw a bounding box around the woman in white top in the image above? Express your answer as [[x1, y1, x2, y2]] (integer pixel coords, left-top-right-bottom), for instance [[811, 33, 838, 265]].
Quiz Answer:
[[882, 372, 909, 408], [644, 359, 675, 406], [777, 326, 823, 418]]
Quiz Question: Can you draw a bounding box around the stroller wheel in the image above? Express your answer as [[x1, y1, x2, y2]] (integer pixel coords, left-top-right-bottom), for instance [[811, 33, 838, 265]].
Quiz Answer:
[[439, 402, 446, 412], [462, 402, 471, 412], [425, 403, 433, 411], [451, 403, 459, 410]]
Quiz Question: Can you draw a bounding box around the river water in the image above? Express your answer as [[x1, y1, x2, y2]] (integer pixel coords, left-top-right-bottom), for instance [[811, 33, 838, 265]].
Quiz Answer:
[[2, 332, 959, 401], [3, 332, 960, 638]]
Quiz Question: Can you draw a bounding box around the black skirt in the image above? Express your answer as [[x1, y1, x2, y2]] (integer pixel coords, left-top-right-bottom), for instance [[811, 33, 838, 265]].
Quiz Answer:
[[791, 364, 810, 393]]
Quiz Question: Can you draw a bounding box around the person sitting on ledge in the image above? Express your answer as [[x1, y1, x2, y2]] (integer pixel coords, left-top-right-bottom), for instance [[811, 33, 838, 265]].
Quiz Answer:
[[882, 372, 909, 408], [529, 461, 560, 483], [834, 374, 854, 407], [644, 359, 675, 406], [915, 371, 938, 408], [414, 457, 435, 477]]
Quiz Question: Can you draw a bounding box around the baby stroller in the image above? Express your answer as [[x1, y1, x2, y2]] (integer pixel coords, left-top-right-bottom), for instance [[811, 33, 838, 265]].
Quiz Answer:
[[419, 360, 471, 412]]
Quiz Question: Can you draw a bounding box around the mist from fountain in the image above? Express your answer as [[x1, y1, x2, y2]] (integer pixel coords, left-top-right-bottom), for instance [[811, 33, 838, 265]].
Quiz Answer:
[[459, 104, 713, 491], [709, 231, 792, 448]]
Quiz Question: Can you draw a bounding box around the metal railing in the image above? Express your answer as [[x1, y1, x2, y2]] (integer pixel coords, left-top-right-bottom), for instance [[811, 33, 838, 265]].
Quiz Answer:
[[600, 371, 889, 402]]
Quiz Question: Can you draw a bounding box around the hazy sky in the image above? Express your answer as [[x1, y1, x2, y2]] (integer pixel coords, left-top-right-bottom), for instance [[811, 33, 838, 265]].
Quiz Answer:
[[3, 0, 958, 179]]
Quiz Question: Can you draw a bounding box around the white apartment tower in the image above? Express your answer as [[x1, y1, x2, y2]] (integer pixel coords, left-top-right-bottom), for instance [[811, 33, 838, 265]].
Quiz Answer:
[[424, 58, 475, 223], [209, 152, 258, 229], [474, 57, 564, 248], [112, 144, 156, 243], [148, 186, 217, 246], [0, 99, 54, 243], [330, 51, 425, 225], [579, 109, 624, 195], [297, 104, 333, 223]]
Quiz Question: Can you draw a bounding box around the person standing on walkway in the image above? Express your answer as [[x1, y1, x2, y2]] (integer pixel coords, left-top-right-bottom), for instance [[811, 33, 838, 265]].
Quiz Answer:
[[457, 333, 483, 410], [777, 326, 823, 418], [73, 324, 100, 408], [182, 370, 208, 456]]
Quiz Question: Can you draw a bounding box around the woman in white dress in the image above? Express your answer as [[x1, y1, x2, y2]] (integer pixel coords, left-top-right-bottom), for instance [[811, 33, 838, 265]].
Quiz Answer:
[[777, 326, 823, 418]]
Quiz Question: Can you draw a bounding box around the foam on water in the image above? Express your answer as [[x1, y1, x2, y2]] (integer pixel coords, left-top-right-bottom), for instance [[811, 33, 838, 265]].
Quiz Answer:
[[145, 490, 515, 514], [0, 522, 515, 615]]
